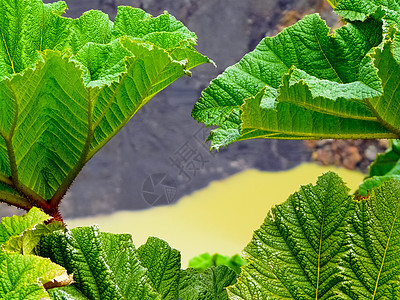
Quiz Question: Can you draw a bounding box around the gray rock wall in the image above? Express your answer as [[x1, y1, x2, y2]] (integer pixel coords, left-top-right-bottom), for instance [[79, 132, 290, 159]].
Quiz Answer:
[[0, 0, 337, 218]]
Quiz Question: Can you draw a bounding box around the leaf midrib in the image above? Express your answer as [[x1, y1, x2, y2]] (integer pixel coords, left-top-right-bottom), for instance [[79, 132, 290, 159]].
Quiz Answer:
[[314, 32, 343, 84], [240, 126, 397, 139], [263, 202, 316, 298], [284, 98, 377, 121], [87, 53, 183, 161], [68, 232, 103, 299], [1, 31, 15, 74], [382, 75, 400, 124], [49, 86, 93, 205], [315, 194, 326, 300], [371, 197, 400, 299]]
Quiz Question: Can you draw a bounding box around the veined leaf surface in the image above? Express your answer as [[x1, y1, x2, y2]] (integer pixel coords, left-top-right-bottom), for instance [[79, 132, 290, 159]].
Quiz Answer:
[[368, 34, 400, 135], [0, 206, 49, 247], [341, 179, 400, 299], [0, 207, 65, 256], [0, 251, 69, 300], [39, 226, 161, 300], [0, 208, 70, 299], [0, 0, 210, 211], [192, 12, 398, 149], [228, 172, 354, 299], [335, 0, 400, 27], [39, 226, 237, 300], [368, 140, 400, 177], [229, 173, 400, 299], [137, 237, 181, 299], [179, 266, 237, 300]]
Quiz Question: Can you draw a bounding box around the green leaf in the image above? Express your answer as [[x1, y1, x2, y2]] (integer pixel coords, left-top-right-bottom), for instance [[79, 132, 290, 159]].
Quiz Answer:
[[39, 1, 71, 52], [0, 207, 49, 247], [394, 30, 400, 64], [87, 38, 190, 157], [179, 266, 237, 300], [335, 0, 400, 27], [368, 33, 400, 136], [326, 0, 339, 8], [0, 0, 209, 212], [110, 6, 211, 70], [72, 39, 130, 87], [239, 86, 393, 141], [39, 226, 240, 300], [192, 13, 397, 149], [228, 172, 354, 299], [229, 174, 400, 299], [358, 139, 400, 196], [0, 0, 70, 78], [189, 253, 247, 275], [112, 7, 197, 49], [368, 140, 400, 178], [39, 226, 161, 300], [278, 67, 380, 120], [189, 253, 215, 271], [0, 251, 68, 299], [65, 10, 113, 55], [4, 221, 65, 255], [341, 179, 400, 299], [359, 175, 400, 197], [10, 51, 90, 201], [48, 286, 89, 300], [137, 237, 181, 300]]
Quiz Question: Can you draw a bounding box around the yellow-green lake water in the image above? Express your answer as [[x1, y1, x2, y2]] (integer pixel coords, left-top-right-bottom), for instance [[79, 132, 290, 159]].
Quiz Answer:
[[66, 163, 364, 267]]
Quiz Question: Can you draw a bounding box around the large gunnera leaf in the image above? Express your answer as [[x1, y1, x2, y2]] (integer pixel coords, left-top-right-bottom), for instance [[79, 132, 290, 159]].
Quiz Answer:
[[137, 237, 181, 299], [40, 226, 161, 300], [39, 227, 235, 300], [229, 173, 400, 299], [341, 179, 400, 299], [335, 0, 400, 27], [192, 6, 400, 150], [228, 172, 354, 299], [0, 0, 210, 212]]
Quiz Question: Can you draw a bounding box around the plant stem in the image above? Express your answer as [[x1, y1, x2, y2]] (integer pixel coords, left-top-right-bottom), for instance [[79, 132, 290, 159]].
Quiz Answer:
[[0, 174, 13, 186], [43, 204, 64, 223], [0, 195, 33, 211]]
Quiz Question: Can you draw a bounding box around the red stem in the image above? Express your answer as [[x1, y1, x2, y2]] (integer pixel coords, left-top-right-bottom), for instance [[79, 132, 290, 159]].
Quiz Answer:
[[42, 204, 64, 223]]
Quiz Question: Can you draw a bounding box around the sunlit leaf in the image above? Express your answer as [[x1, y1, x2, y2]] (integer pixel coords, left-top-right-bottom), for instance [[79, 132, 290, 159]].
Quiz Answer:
[[192, 13, 397, 149], [229, 172, 354, 299], [0, 0, 209, 213]]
